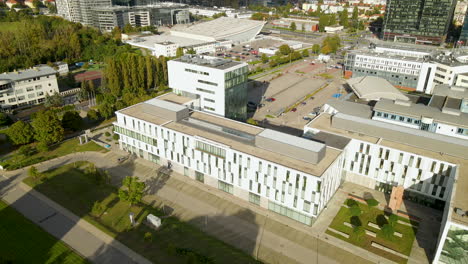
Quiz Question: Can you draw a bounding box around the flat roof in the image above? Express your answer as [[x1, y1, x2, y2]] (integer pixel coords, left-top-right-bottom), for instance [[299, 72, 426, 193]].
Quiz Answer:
[[324, 99, 373, 119], [119, 103, 171, 125], [173, 55, 245, 70], [0, 65, 56, 82], [175, 17, 265, 40], [258, 129, 325, 153], [157, 92, 196, 105], [374, 99, 468, 128], [347, 76, 410, 101], [432, 84, 468, 99]]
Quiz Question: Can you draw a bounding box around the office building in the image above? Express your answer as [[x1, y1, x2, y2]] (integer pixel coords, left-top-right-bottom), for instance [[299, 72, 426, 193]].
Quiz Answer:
[[345, 44, 468, 94], [56, 0, 189, 30], [382, 0, 457, 45], [168, 55, 248, 120], [0, 66, 59, 109]]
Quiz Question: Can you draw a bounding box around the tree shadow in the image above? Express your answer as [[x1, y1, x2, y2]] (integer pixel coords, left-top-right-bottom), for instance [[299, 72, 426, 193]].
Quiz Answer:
[[144, 166, 172, 196]]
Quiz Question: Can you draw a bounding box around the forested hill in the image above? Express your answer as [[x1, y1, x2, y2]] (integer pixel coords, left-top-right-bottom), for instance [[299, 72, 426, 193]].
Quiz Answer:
[[0, 10, 132, 72]]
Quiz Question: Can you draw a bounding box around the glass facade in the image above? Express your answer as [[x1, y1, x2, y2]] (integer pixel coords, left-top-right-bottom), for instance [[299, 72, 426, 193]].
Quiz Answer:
[[195, 141, 226, 158], [268, 201, 313, 226], [383, 0, 456, 44], [440, 224, 468, 264], [249, 192, 261, 205], [218, 180, 234, 194], [224, 66, 248, 121]]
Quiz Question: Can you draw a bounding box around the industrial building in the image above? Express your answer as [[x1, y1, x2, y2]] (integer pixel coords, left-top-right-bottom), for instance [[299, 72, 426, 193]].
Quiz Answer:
[[168, 55, 248, 121], [0, 66, 59, 109], [382, 0, 457, 45]]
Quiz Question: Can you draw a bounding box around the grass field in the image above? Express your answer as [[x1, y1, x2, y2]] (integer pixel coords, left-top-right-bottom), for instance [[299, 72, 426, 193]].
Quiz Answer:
[[0, 139, 106, 170], [24, 162, 260, 264], [326, 199, 418, 264], [0, 200, 88, 264]]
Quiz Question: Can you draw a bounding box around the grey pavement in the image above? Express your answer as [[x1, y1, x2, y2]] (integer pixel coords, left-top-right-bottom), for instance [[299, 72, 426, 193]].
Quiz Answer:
[[0, 152, 152, 264]]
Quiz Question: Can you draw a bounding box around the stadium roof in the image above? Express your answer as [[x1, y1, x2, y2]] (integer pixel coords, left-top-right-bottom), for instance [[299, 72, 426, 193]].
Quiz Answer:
[[174, 17, 265, 41], [347, 76, 410, 102]]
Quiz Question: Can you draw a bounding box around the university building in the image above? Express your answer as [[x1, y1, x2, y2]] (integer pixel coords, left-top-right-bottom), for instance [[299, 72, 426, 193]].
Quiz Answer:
[[0, 66, 59, 109]]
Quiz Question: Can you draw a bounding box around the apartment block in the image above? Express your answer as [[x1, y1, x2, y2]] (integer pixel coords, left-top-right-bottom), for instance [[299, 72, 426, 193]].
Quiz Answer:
[[0, 66, 59, 109], [168, 55, 248, 121]]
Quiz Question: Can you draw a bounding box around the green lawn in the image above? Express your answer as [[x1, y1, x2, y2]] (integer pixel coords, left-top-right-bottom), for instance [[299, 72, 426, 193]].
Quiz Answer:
[[0, 200, 88, 264], [24, 162, 260, 264], [0, 139, 106, 170], [326, 199, 418, 264]]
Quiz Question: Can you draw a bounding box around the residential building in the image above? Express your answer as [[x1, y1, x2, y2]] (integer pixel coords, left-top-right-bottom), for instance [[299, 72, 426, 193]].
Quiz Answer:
[[0, 66, 59, 109], [168, 55, 248, 120], [345, 43, 468, 94], [56, 0, 112, 26], [453, 0, 468, 26], [382, 0, 457, 45]]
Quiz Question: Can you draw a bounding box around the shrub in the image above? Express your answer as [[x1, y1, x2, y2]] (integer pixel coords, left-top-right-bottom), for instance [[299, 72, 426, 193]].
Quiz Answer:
[[376, 214, 388, 227], [366, 198, 379, 207], [37, 142, 49, 152], [388, 214, 398, 226], [18, 145, 35, 157], [104, 132, 111, 137], [166, 243, 177, 256], [112, 134, 119, 140], [144, 232, 153, 242], [350, 216, 362, 227], [91, 201, 104, 216], [346, 199, 358, 207], [381, 224, 394, 239], [28, 166, 40, 180]]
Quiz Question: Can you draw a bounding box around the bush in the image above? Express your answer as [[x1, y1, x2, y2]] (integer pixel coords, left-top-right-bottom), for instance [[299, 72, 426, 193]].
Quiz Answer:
[[346, 199, 358, 207], [18, 145, 35, 157], [247, 118, 258, 126], [144, 232, 153, 242], [381, 224, 394, 239], [366, 198, 379, 207], [91, 201, 104, 216], [388, 214, 398, 226], [87, 109, 100, 121], [37, 142, 49, 152], [105, 132, 111, 137], [166, 243, 177, 256], [350, 216, 362, 227], [376, 214, 388, 228], [112, 134, 119, 140]]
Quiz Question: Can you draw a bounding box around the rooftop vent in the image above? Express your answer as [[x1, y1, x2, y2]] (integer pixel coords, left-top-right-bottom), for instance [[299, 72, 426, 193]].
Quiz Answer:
[[394, 100, 411, 107]]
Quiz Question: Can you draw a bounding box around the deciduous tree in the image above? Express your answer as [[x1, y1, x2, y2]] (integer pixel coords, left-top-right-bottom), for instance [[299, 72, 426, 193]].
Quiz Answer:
[[31, 110, 64, 144], [118, 176, 146, 205], [7, 120, 34, 145]]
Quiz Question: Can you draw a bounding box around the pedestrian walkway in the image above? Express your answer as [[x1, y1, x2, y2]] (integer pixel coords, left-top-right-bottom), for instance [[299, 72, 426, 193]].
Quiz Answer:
[[0, 152, 152, 264]]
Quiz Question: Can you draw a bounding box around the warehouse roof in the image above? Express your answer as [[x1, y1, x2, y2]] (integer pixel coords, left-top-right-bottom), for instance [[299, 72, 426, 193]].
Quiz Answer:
[[347, 76, 410, 102]]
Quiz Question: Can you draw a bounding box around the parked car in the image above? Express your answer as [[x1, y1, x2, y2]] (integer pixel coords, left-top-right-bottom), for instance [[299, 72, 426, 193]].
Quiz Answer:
[[291, 108, 297, 112], [247, 101, 257, 109], [303, 116, 312, 121], [301, 102, 306, 105], [265, 97, 276, 102]]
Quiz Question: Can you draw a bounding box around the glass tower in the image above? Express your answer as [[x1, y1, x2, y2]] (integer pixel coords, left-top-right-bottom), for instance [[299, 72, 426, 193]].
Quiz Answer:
[[383, 0, 457, 45]]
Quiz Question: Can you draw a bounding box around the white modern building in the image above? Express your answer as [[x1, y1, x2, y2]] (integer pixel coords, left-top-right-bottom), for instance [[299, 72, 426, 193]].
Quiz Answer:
[[345, 44, 468, 94], [168, 55, 248, 120], [114, 98, 345, 225], [0, 66, 59, 109]]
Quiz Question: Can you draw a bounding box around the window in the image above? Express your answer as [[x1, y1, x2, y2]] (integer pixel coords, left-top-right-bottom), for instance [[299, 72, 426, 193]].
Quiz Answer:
[[249, 192, 261, 205], [303, 201, 311, 212], [196, 141, 225, 158], [204, 98, 215, 103], [198, 79, 217, 86], [218, 181, 233, 194], [204, 106, 215, 111], [196, 87, 215, 94]]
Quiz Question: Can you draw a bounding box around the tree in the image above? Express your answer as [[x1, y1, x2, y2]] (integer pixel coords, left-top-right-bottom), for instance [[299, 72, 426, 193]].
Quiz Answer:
[[98, 102, 115, 119], [352, 6, 359, 21], [44, 92, 63, 108], [261, 53, 269, 63], [7, 121, 34, 145], [61, 111, 83, 131], [0, 112, 12, 127], [87, 109, 100, 121], [37, 141, 49, 152], [278, 44, 291, 55], [18, 145, 35, 156], [118, 176, 146, 206], [302, 49, 309, 57], [366, 198, 379, 207], [186, 48, 196, 55], [31, 110, 64, 145], [381, 224, 394, 239], [312, 44, 320, 54], [28, 166, 41, 180], [176, 47, 184, 58], [340, 9, 349, 28], [290, 21, 297, 31]]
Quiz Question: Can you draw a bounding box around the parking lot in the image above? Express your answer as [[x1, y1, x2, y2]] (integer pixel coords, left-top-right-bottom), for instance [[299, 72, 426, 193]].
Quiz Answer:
[[247, 59, 348, 134]]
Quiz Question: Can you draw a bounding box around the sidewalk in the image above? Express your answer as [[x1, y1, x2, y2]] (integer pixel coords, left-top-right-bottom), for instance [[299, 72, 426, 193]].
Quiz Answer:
[[0, 152, 152, 264]]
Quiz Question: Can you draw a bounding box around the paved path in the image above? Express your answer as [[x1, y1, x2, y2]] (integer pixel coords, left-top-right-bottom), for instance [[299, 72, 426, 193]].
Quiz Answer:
[[0, 152, 152, 264]]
